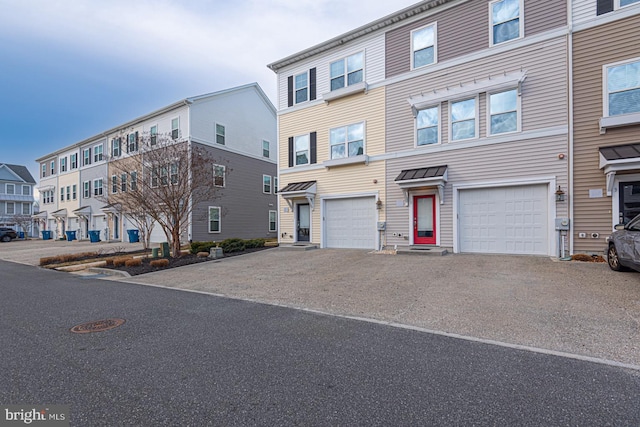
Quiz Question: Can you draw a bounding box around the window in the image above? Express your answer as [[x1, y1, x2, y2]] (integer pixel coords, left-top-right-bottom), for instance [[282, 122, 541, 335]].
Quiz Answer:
[[112, 176, 118, 193], [213, 165, 225, 187], [22, 203, 31, 215], [83, 181, 91, 199], [620, 0, 640, 6], [66, 186, 71, 201], [60, 187, 64, 202], [111, 138, 121, 157], [72, 184, 77, 200], [216, 124, 225, 145], [330, 52, 364, 91], [411, 24, 436, 69], [6, 202, 14, 215], [83, 148, 91, 166], [22, 185, 29, 196], [93, 179, 103, 196], [330, 122, 364, 159], [416, 106, 439, 145], [42, 164, 46, 178], [269, 211, 277, 232], [274, 177, 278, 194], [70, 153, 78, 169], [208, 207, 221, 233], [43, 190, 53, 204], [121, 173, 127, 192], [150, 125, 157, 145], [170, 163, 178, 185], [171, 118, 179, 140], [450, 98, 477, 141], [295, 72, 308, 104], [60, 157, 67, 172], [605, 58, 640, 117], [263, 175, 272, 194], [490, 0, 522, 45], [489, 89, 519, 134], [151, 166, 159, 188], [262, 140, 270, 158], [6, 184, 14, 195], [127, 133, 138, 153], [94, 144, 103, 162], [130, 171, 138, 191], [50, 161, 55, 175], [295, 134, 310, 165], [160, 165, 168, 186]]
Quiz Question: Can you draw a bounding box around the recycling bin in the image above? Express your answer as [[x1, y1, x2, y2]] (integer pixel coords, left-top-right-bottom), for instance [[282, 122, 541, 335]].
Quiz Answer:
[[41, 230, 51, 240], [126, 229, 139, 243], [88, 230, 101, 243], [65, 231, 76, 241]]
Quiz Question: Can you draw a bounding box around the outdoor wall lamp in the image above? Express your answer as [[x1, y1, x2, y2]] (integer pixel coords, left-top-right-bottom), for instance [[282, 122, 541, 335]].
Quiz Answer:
[[555, 186, 565, 202]]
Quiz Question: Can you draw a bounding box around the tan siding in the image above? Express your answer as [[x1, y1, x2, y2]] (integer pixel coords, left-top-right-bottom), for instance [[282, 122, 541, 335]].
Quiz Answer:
[[572, 14, 640, 253], [525, 0, 567, 36]]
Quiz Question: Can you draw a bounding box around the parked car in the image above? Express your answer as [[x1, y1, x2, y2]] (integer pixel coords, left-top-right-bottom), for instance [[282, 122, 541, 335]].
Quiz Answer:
[[607, 214, 640, 272], [0, 227, 17, 242]]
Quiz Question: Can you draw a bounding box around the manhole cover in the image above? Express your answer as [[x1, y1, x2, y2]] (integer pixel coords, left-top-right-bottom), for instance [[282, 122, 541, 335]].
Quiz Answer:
[[70, 318, 126, 334]]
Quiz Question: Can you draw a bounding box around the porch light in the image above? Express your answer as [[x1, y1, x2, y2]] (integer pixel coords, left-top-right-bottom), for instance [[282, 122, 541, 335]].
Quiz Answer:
[[555, 186, 565, 202], [376, 199, 382, 210]]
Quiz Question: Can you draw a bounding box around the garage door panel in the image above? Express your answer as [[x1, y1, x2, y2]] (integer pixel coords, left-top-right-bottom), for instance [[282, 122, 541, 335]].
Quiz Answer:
[[460, 185, 548, 255], [325, 197, 375, 249]]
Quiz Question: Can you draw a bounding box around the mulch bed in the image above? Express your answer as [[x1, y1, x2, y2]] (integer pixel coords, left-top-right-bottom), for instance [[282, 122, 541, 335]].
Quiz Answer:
[[102, 247, 271, 276]]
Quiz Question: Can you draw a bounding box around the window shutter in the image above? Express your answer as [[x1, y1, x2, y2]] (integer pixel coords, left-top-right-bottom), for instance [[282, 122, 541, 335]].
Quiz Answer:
[[126, 135, 130, 153], [88, 182, 91, 198], [597, 0, 613, 15], [310, 132, 317, 164], [135, 131, 139, 151], [309, 68, 317, 101], [287, 76, 294, 107], [88, 148, 92, 164], [288, 137, 294, 167]]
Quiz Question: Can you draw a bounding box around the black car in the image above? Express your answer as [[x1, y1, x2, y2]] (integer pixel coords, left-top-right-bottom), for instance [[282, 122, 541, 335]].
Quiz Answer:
[[0, 227, 18, 242], [607, 213, 640, 272]]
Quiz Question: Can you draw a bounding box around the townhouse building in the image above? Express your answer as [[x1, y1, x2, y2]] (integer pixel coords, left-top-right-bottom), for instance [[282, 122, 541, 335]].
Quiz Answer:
[[0, 163, 36, 236], [571, 0, 640, 253], [269, 0, 570, 256], [36, 83, 277, 243]]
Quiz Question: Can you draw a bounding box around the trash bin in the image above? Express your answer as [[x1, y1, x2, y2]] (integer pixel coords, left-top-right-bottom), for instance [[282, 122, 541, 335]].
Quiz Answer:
[[126, 229, 139, 243], [151, 248, 159, 258], [65, 231, 76, 241], [160, 242, 170, 257], [18, 231, 24, 239], [41, 230, 51, 240], [88, 230, 101, 243]]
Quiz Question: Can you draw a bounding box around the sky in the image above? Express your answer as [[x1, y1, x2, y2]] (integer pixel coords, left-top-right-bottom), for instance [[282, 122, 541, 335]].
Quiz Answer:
[[0, 0, 419, 184]]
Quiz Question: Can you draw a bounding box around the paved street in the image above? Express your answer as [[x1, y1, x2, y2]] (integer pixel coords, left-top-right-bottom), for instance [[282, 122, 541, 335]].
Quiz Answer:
[[1, 260, 639, 426]]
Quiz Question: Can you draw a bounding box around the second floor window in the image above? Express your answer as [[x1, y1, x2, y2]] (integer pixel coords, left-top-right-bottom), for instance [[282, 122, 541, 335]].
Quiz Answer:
[[330, 52, 364, 91], [94, 144, 103, 162], [606, 58, 640, 117], [417, 106, 439, 145], [72, 184, 77, 200], [6, 184, 14, 195], [451, 98, 477, 141], [491, 0, 521, 45], [121, 173, 128, 192], [112, 138, 121, 157], [489, 89, 519, 135], [112, 175, 118, 194], [70, 153, 78, 169], [83, 181, 91, 199], [93, 179, 103, 196], [213, 165, 225, 187], [130, 171, 138, 191], [330, 123, 364, 159], [412, 24, 436, 69], [263, 175, 272, 194], [83, 148, 91, 166], [295, 134, 310, 166], [60, 157, 67, 173], [127, 133, 138, 153]]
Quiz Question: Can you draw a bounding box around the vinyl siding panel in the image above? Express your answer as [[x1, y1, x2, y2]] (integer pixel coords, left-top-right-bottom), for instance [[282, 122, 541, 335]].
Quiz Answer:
[[525, 0, 567, 36], [572, 14, 640, 253], [573, 0, 597, 25], [276, 32, 386, 111]]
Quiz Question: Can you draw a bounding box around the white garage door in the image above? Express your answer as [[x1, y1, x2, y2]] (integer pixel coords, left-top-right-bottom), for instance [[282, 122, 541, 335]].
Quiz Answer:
[[459, 184, 549, 255], [325, 197, 376, 249]]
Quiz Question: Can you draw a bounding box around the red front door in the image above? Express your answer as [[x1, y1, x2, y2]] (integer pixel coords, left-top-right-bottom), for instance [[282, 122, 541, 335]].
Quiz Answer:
[[413, 195, 436, 244]]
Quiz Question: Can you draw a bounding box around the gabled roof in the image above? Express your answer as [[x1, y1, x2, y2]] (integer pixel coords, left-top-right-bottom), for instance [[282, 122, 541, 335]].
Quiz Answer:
[[0, 164, 36, 184], [267, 0, 451, 72]]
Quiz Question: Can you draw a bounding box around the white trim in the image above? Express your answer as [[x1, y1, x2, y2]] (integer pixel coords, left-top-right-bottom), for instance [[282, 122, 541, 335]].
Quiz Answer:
[[323, 81, 368, 103], [489, 0, 525, 47], [207, 206, 221, 234], [268, 210, 277, 232], [486, 87, 522, 136], [414, 103, 441, 147], [452, 176, 557, 256], [574, 1, 640, 31], [294, 70, 310, 105], [611, 173, 640, 228], [294, 133, 311, 167], [410, 22, 438, 70], [294, 201, 312, 243], [215, 122, 226, 145], [213, 164, 226, 188], [327, 121, 366, 161], [263, 174, 272, 194], [320, 192, 379, 249], [602, 56, 640, 119], [171, 116, 180, 140]]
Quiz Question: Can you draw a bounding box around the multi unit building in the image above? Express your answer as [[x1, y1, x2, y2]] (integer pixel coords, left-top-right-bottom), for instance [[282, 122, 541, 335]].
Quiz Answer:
[[269, 0, 573, 256], [0, 163, 37, 236], [35, 83, 277, 243]]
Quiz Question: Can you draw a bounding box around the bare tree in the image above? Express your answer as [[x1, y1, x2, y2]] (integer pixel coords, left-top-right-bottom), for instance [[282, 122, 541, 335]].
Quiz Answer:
[[11, 214, 34, 239], [106, 132, 226, 257]]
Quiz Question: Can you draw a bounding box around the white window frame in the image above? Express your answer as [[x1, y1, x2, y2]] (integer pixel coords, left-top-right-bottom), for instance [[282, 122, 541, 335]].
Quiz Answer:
[[66, 186, 71, 201], [6, 202, 14, 215], [5, 184, 14, 195], [72, 184, 77, 200], [617, 0, 640, 9], [170, 163, 178, 185], [603, 56, 640, 118], [60, 187, 64, 202], [213, 164, 225, 188], [489, 0, 524, 46], [294, 71, 309, 104], [263, 175, 272, 194], [60, 157, 67, 173], [112, 138, 121, 157], [70, 153, 78, 169], [294, 134, 310, 166], [94, 144, 103, 162], [449, 96, 479, 142], [127, 133, 137, 153], [171, 117, 180, 140], [411, 23, 437, 70], [330, 51, 365, 91], [329, 122, 366, 159], [269, 210, 277, 232], [208, 206, 221, 233], [22, 202, 31, 215], [262, 140, 270, 158], [121, 173, 128, 192], [487, 88, 521, 136], [93, 179, 103, 196], [112, 175, 118, 194], [41, 164, 46, 178], [415, 104, 441, 147], [83, 148, 91, 166], [22, 185, 30, 196], [215, 123, 225, 145], [150, 125, 158, 145], [130, 171, 138, 191], [50, 161, 55, 175], [83, 181, 91, 199]]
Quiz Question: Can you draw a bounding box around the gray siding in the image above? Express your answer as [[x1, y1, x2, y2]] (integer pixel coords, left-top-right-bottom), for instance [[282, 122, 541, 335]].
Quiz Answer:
[[191, 142, 277, 242]]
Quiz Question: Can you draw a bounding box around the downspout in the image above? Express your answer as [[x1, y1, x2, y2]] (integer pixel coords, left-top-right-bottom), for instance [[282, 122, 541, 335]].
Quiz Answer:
[[567, 0, 575, 255], [185, 100, 193, 244]]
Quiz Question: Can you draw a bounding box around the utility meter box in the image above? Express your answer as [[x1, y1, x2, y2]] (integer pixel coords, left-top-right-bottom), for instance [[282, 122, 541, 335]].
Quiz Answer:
[[377, 221, 386, 231], [555, 218, 570, 231]]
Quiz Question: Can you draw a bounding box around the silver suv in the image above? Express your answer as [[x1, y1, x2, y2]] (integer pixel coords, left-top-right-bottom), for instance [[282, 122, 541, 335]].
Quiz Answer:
[[607, 214, 640, 272]]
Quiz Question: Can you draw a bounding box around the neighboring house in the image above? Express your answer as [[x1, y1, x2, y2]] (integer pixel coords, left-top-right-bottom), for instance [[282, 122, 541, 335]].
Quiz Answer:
[[36, 83, 277, 243], [0, 163, 36, 236], [571, 0, 640, 253], [269, 0, 570, 256]]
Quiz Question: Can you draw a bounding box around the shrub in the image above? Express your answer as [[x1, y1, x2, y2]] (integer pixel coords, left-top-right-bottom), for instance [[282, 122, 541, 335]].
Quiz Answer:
[[220, 238, 246, 253], [104, 257, 115, 266], [39, 256, 60, 266], [125, 259, 142, 267], [113, 256, 133, 267], [190, 241, 217, 254], [150, 259, 170, 268], [245, 238, 266, 249], [196, 251, 209, 258]]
